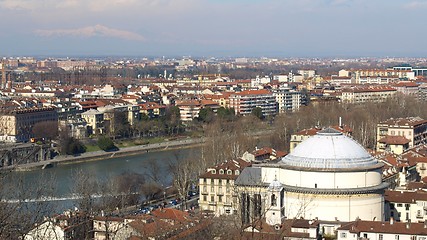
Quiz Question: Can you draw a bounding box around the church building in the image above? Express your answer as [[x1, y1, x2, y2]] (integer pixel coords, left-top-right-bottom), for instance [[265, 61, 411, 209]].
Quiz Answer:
[[235, 128, 388, 225]]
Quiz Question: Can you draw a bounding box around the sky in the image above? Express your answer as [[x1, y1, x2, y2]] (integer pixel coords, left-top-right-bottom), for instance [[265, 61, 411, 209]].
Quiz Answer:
[[0, 0, 426, 57]]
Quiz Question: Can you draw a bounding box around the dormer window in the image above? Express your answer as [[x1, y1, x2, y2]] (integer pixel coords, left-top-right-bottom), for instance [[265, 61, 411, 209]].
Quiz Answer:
[[219, 169, 224, 174], [212, 169, 216, 174], [227, 170, 232, 175], [235, 170, 240, 175]]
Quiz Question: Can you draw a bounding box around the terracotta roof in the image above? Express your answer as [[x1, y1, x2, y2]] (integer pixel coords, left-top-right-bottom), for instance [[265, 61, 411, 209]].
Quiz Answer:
[[151, 208, 190, 223], [379, 117, 427, 127], [378, 135, 410, 145], [200, 158, 251, 180], [385, 190, 427, 203], [232, 89, 272, 96], [338, 220, 427, 235]]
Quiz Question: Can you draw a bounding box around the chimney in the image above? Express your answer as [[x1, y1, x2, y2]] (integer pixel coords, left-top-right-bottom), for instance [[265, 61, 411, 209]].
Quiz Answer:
[[390, 217, 394, 225], [339, 117, 342, 128]]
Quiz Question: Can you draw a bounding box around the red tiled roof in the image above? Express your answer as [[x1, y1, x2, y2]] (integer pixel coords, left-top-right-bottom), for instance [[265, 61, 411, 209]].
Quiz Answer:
[[378, 135, 410, 145], [385, 190, 427, 203], [338, 220, 427, 235]]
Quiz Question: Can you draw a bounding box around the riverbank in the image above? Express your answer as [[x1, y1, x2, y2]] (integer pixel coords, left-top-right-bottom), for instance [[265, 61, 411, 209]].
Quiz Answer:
[[4, 137, 205, 172]]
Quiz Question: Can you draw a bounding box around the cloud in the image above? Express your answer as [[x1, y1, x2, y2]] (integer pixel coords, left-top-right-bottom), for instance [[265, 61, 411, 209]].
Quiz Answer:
[[34, 25, 145, 41], [404, 1, 427, 9]]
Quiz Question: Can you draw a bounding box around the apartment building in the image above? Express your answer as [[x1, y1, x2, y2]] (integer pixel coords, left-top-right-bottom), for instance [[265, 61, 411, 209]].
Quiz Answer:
[[229, 89, 277, 116], [273, 88, 302, 113], [176, 99, 219, 122], [341, 86, 396, 103], [337, 220, 427, 240], [81, 109, 104, 135], [0, 107, 58, 142], [199, 158, 251, 216], [342, 69, 416, 80], [392, 81, 420, 96], [385, 190, 427, 223], [377, 117, 427, 148]]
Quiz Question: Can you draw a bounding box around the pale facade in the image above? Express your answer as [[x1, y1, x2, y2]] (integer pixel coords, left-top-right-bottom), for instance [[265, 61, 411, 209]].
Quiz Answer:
[[81, 109, 104, 135], [0, 107, 58, 142], [377, 117, 427, 148], [341, 87, 396, 103], [273, 88, 302, 113], [236, 128, 387, 225], [229, 89, 277, 116], [337, 220, 427, 240], [199, 159, 251, 216]]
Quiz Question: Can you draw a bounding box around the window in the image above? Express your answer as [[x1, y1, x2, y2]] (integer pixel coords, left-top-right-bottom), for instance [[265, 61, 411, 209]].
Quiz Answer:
[[203, 195, 207, 201], [227, 170, 232, 175], [397, 203, 403, 207], [210, 196, 214, 202], [379, 234, 383, 240], [235, 170, 240, 175], [405, 204, 410, 211], [219, 169, 224, 174], [271, 194, 277, 206], [218, 195, 222, 202], [340, 232, 347, 238], [203, 178, 207, 183], [395, 235, 399, 240], [212, 169, 216, 174]]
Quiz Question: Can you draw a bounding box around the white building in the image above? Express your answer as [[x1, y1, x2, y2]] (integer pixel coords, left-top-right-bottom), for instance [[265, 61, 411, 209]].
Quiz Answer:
[[337, 220, 427, 240], [236, 128, 388, 224], [273, 88, 302, 113]]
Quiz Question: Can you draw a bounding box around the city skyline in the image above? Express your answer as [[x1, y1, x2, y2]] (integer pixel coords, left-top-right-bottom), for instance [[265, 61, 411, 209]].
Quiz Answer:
[[1, 0, 426, 57]]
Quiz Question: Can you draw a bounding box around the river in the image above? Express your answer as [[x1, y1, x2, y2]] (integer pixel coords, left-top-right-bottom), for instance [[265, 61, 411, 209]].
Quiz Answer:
[[3, 147, 199, 212]]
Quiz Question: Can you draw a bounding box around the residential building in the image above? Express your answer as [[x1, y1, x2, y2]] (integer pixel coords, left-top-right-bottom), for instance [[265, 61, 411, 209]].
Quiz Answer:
[[138, 101, 166, 118], [0, 107, 58, 142], [81, 109, 104, 135], [341, 86, 397, 103], [376, 135, 410, 154], [24, 211, 87, 240], [392, 81, 420, 96], [199, 158, 251, 216], [337, 220, 427, 240], [241, 146, 287, 163], [273, 88, 302, 112], [385, 190, 427, 223], [377, 117, 427, 148], [298, 69, 316, 79], [229, 89, 277, 116], [176, 99, 219, 122]]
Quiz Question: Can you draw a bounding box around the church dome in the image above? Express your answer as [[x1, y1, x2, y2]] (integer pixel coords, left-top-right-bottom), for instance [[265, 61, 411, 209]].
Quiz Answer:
[[282, 128, 378, 169]]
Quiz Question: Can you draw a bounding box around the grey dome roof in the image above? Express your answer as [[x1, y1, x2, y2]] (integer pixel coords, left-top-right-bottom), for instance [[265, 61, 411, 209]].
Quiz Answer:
[[268, 178, 283, 191], [282, 128, 377, 169]]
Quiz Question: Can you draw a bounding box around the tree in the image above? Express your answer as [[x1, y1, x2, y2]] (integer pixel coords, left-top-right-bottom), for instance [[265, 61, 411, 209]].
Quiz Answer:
[[32, 121, 59, 140], [65, 138, 86, 155], [168, 151, 198, 210], [197, 107, 214, 123], [251, 107, 263, 120], [0, 171, 56, 239], [97, 136, 116, 151]]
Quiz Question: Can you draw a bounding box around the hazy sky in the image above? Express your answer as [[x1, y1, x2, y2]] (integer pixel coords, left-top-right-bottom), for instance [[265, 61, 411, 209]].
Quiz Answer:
[[0, 0, 426, 57]]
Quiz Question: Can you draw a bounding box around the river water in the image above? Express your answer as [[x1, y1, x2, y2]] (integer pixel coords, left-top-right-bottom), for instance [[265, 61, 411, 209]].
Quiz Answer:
[[5, 147, 199, 212]]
